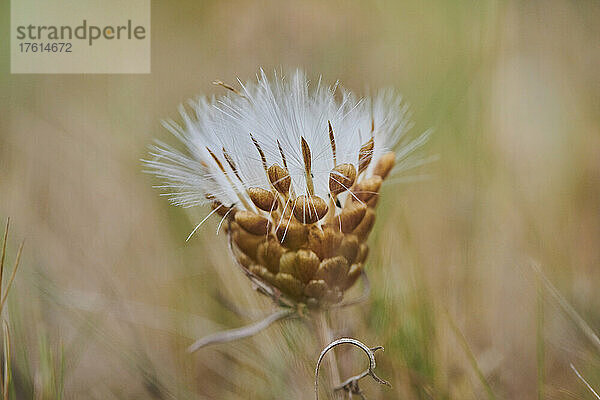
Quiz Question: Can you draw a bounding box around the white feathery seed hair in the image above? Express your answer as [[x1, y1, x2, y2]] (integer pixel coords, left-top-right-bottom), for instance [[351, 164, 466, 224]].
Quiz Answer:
[[145, 69, 430, 234]]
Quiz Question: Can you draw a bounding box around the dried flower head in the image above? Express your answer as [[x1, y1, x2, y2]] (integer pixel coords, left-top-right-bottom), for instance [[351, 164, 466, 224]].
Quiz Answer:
[[146, 70, 428, 308]]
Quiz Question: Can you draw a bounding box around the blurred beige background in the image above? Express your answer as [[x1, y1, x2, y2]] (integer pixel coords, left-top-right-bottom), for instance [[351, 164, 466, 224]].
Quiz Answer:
[[1, 0, 599, 399]]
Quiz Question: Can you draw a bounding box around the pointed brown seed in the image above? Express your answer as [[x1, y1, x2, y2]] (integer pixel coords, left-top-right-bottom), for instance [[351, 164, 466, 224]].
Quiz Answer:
[[206, 146, 226, 172], [248, 187, 278, 212], [275, 219, 308, 250], [304, 280, 328, 299], [275, 273, 304, 297], [222, 147, 243, 183], [353, 209, 376, 241], [353, 176, 382, 202], [277, 140, 288, 169], [213, 80, 246, 97], [293, 195, 328, 224], [301, 137, 312, 172], [295, 249, 320, 283], [315, 256, 350, 287], [257, 238, 285, 273], [358, 137, 374, 174], [268, 165, 291, 194], [207, 147, 254, 211], [339, 234, 359, 264], [328, 121, 337, 166], [250, 133, 268, 172], [373, 152, 396, 179], [329, 163, 357, 196], [235, 211, 271, 236], [336, 203, 367, 233], [300, 136, 315, 195]]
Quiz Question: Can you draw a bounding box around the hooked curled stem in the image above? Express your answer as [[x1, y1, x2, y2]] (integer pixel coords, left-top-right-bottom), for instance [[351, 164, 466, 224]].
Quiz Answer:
[[315, 338, 390, 400]]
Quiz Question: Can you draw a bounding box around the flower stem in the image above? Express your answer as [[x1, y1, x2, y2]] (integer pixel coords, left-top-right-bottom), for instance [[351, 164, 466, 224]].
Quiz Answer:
[[316, 311, 342, 400]]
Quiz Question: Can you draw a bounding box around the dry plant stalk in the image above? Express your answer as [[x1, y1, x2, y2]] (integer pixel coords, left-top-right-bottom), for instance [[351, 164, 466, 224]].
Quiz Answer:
[[0, 219, 24, 400]]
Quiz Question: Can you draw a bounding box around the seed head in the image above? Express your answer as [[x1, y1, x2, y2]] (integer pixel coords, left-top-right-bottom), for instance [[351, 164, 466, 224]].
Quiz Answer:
[[145, 70, 427, 308]]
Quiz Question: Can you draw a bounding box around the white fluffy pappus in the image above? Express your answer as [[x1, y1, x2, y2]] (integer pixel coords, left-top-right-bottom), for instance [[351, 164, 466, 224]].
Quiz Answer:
[[144, 70, 430, 230]]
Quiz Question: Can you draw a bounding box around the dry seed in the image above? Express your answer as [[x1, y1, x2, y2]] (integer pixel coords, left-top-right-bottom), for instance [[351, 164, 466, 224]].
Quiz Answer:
[[248, 187, 278, 211], [293, 195, 328, 224], [268, 165, 291, 194], [329, 163, 357, 196]]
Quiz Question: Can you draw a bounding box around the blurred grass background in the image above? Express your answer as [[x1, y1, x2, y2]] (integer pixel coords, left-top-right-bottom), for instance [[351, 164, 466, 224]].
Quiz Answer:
[[1, 0, 599, 398]]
